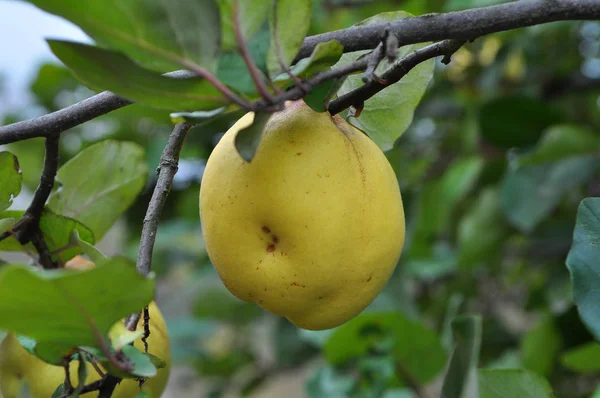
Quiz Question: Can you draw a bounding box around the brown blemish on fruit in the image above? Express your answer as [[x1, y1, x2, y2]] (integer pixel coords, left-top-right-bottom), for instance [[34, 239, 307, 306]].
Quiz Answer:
[[290, 282, 306, 288], [264, 288, 267, 292], [272, 235, 279, 244], [318, 296, 324, 299], [262, 226, 271, 234], [296, 152, 302, 156], [267, 244, 275, 252], [367, 275, 372, 282]]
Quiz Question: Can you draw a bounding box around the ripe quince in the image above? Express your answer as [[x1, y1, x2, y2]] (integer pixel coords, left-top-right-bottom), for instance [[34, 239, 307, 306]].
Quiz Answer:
[[200, 100, 405, 330]]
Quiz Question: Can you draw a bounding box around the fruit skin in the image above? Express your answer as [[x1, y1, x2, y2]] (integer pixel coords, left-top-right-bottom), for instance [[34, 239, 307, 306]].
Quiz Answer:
[[0, 259, 171, 398], [200, 100, 405, 330]]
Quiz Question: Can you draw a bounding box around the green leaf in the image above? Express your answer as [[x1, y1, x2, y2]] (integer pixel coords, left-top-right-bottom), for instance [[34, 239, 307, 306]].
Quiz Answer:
[[0, 258, 154, 349], [440, 315, 482, 398], [134, 392, 151, 398], [0, 152, 22, 212], [566, 198, 600, 342], [479, 96, 563, 149], [234, 112, 273, 162], [74, 354, 88, 396], [324, 312, 446, 384], [334, 11, 434, 151], [457, 188, 506, 269], [560, 342, 600, 373], [217, 26, 272, 95], [48, 140, 148, 241], [501, 156, 600, 233], [102, 345, 157, 378], [0, 210, 95, 263], [275, 40, 344, 83], [69, 230, 107, 264], [521, 313, 561, 376], [0, 217, 15, 237], [478, 369, 554, 398], [517, 125, 600, 167], [26, 0, 221, 73], [48, 40, 229, 111], [170, 107, 228, 124], [267, 0, 312, 76], [217, 0, 271, 51], [17, 335, 75, 366], [51, 383, 68, 398], [304, 76, 347, 113]]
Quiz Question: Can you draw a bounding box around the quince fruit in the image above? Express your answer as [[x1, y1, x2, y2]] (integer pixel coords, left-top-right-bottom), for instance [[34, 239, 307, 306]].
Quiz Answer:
[[0, 257, 170, 398], [200, 100, 405, 330]]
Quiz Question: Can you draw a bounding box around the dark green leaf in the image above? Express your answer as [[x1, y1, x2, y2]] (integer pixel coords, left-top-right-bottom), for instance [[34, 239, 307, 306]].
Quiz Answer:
[[567, 199, 600, 342], [26, 0, 221, 72], [0, 257, 154, 349], [478, 369, 554, 398], [560, 342, 600, 372], [324, 312, 446, 384], [48, 140, 148, 241], [0, 152, 22, 212], [479, 96, 563, 149], [440, 314, 482, 398], [48, 40, 229, 111], [234, 112, 273, 162], [267, 0, 312, 76], [521, 313, 561, 376]]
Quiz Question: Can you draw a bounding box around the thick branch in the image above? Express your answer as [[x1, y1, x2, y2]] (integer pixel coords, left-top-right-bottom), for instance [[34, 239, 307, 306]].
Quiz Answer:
[[0, 0, 598, 143], [296, 0, 600, 60], [0, 71, 194, 145], [1, 135, 61, 268], [328, 39, 466, 115]]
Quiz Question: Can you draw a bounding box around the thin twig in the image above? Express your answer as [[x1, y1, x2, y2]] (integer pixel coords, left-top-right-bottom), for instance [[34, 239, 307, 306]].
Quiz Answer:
[[97, 375, 121, 398], [137, 122, 191, 276], [233, 0, 275, 103], [128, 122, 192, 330], [328, 39, 466, 115]]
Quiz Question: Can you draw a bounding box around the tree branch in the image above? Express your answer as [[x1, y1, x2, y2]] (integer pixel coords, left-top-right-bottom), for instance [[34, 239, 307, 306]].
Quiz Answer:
[[137, 122, 191, 277], [296, 0, 600, 60], [127, 122, 192, 330], [0, 0, 598, 144], [328, 39, 466, 115], [0, 135, 61, 268]]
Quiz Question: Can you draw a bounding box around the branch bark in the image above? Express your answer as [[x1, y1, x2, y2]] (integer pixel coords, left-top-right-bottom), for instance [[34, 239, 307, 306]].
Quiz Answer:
[[0, 135, 61, 268], [0, 0, 598, 144], [328, 39, 466, 115], [296, 0, 600, 60]]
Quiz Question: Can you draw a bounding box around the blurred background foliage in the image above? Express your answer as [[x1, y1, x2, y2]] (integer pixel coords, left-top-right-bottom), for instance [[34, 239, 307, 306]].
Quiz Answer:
[[1, 0, 600, 397]]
